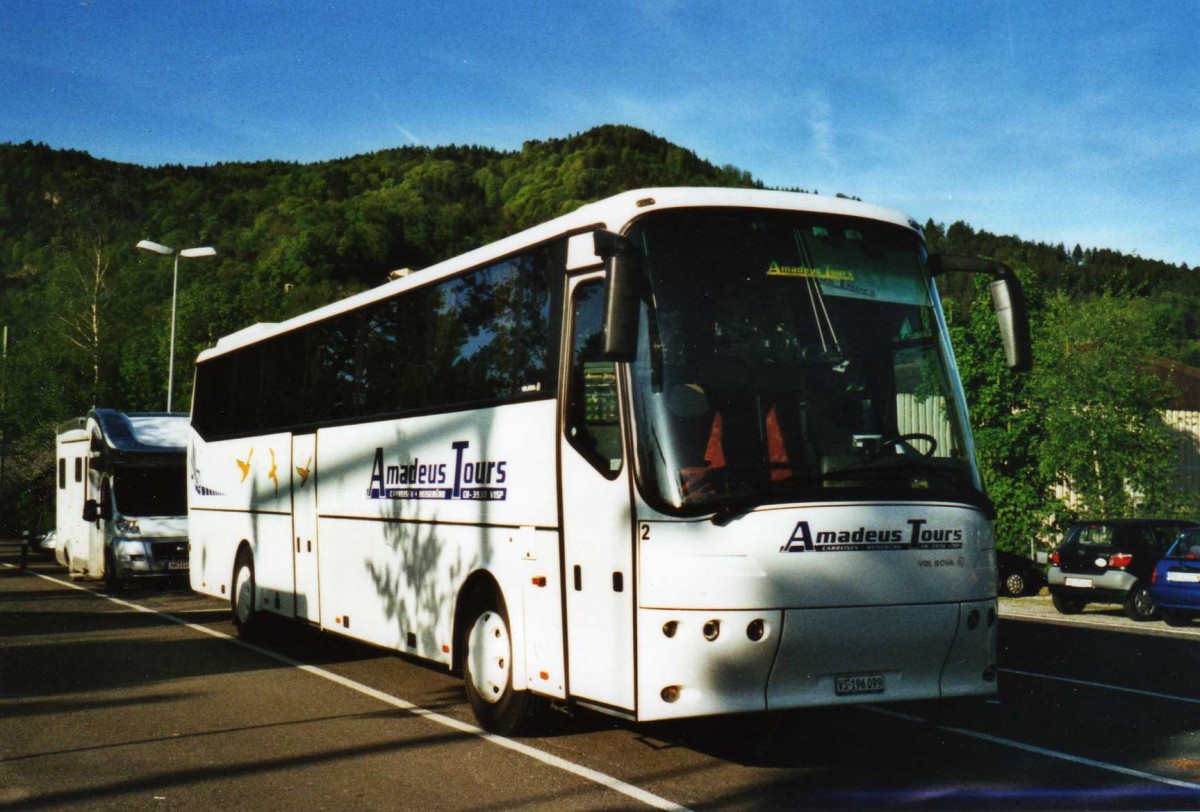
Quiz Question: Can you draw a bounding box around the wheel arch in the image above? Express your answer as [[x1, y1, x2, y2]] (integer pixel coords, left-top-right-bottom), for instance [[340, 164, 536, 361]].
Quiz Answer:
[[231, 539, 254, 580]]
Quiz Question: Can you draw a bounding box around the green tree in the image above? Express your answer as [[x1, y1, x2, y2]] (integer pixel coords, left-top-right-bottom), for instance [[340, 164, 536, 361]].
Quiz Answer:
[[1031, 294, 1183, 520]]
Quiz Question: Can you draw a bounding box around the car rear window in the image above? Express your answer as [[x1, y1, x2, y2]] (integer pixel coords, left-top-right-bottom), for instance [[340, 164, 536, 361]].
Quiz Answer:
[[1069, 522, 1189, 549], [1164, 529, 1200, 560], [1151, 524, 1187, 548], [1073, 524, 1116, 547]]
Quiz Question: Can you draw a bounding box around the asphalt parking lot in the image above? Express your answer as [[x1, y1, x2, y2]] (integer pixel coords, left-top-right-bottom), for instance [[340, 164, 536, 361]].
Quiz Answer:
[[11, 542, 1200, 809]]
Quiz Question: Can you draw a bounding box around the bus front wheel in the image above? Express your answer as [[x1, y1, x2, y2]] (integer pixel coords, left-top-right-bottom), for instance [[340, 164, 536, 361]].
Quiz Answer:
[[463, 593, 542, 736]]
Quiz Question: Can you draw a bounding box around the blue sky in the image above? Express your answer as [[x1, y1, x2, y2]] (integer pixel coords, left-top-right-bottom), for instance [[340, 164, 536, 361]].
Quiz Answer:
[[3, 1, 1198, 266]]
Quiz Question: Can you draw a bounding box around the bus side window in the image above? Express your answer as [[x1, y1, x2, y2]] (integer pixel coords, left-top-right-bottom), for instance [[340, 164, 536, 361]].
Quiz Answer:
[[566, 282, 622, 478]]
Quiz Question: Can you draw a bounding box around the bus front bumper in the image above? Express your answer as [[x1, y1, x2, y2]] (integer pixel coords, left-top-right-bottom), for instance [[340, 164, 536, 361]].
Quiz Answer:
[[636, 601, 997, 722]]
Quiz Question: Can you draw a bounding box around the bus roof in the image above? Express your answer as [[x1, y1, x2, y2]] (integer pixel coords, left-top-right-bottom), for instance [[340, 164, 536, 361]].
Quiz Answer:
[[198, 187, 919, 362]]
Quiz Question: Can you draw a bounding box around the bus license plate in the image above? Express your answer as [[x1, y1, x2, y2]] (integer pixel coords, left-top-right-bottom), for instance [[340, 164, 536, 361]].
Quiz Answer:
[[835, 674, 884, 696], [168, 561, 189, 570], [1064, 577, 1093, 588]]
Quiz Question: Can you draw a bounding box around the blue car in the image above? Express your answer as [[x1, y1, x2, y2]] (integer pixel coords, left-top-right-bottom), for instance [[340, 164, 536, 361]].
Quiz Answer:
[[1150, 526, 1200, 626]]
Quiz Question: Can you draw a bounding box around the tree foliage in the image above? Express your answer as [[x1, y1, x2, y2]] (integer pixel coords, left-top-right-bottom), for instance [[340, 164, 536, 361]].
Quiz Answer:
[[948, 273, 1195, 554], [1030, 294, 1183, 519]]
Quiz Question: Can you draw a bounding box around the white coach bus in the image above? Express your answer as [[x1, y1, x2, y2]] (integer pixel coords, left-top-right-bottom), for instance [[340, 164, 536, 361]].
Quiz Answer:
[[188, 187, 1030, 733]]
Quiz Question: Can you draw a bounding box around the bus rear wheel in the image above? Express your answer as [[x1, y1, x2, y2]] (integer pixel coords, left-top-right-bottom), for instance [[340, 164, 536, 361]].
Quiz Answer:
[[231, 550, 262, 639], [463, 593, 542, 736]]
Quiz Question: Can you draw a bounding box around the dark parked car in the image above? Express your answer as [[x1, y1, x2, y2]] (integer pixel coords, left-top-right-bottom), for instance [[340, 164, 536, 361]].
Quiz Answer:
[[996, 550, 1044, 597], [23, 527, 55, 558], [1150, 527, 1200, 626], [1047, 519, 1197, 621]]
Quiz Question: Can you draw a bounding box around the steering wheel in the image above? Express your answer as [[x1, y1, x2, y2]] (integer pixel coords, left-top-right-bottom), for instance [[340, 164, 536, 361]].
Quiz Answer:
[[878, 433, 938, 458]]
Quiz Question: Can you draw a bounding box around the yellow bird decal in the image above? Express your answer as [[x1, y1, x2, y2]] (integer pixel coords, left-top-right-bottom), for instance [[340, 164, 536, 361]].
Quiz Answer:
[[268, 449, 279, 494], [296, 455, 313, 486], [236, 447, 254, 482]]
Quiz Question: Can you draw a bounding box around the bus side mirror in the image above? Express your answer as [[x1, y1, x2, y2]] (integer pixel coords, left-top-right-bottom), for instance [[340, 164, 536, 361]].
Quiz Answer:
[[594, 229, 643, 362], [929, 253, 1032, 372], [83, 499, 99, 523]]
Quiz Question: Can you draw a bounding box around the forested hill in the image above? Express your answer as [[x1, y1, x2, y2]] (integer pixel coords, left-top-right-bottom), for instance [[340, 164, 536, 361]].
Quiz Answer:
[[0, 126, 760, 388], [1, 125, 758, 293], [1, 124, 1198, 529], [3, 124, 1192, 315]]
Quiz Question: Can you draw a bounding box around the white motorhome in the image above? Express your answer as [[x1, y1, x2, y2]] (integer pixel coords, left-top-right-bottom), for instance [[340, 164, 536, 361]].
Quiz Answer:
[[56, 409, 190, 588]]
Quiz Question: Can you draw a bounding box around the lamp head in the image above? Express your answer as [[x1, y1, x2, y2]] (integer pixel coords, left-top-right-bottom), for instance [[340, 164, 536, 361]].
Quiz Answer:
[[136, 239, 174, 256]]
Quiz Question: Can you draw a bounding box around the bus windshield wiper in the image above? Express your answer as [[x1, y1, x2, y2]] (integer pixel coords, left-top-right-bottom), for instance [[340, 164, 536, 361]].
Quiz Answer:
[[820, 457, 970, 486], [711, 499, 766, 526], [709, 484, 817, 526]]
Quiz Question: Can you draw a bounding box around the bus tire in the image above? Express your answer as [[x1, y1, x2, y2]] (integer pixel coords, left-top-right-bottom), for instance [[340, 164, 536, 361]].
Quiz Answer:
[[231, 549, 262, 639], [462, 590, 542, 736]]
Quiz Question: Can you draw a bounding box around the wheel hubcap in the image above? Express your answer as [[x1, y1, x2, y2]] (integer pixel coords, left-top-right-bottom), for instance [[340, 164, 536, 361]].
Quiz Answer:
[[467, 610, 511, 705]]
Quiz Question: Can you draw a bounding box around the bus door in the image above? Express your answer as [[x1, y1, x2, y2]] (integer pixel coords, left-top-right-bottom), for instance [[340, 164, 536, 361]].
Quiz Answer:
[[559, 275, 636, 712], [292, 433, 320, 623]]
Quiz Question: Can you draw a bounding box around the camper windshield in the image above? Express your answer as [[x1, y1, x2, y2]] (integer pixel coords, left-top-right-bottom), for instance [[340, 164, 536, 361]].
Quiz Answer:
[[625, 207, 982, 514], [113, 467, 188, 517]]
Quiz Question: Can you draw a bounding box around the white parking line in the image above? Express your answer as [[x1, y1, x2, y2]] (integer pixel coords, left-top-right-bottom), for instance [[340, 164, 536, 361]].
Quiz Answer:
[[1001, 667, 1200, 706], [863, 706, 1200, 791], [3, 563, 692, 812]]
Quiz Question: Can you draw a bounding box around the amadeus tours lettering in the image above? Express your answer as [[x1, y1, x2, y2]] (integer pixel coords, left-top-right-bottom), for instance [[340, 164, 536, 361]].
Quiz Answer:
[[367, 440, 508, 502], [782, 519, 964, 553]]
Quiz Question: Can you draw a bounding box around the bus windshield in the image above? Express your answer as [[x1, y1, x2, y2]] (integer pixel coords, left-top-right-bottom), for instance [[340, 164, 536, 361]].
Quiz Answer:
[[625, 207, 982, 514]]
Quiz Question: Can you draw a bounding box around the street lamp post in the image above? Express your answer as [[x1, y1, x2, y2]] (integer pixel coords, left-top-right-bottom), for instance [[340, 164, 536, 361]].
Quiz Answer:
[[136, 240, 217, 412]]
